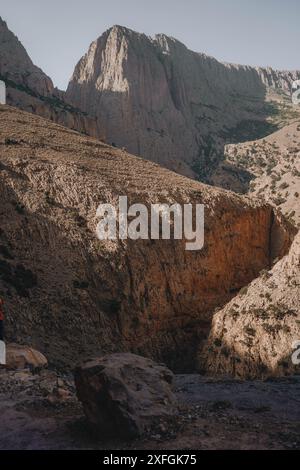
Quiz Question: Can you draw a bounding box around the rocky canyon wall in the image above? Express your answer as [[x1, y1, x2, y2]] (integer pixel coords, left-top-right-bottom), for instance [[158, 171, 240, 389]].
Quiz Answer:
[[0, 106, 293, 370]]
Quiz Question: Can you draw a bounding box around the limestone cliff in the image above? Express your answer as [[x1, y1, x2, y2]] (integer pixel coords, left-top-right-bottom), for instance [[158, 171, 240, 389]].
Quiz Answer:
[[0, 105, 292, 370], [67, 25, 300, 178]]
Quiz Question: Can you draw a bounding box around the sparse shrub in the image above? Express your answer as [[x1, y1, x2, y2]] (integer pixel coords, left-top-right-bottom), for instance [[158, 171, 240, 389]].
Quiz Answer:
[[101, 298, 121, 315], [5, 138, 19, 145]]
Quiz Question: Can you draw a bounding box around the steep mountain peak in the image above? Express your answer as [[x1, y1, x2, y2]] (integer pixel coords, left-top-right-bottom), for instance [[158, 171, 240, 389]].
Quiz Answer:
[[100, 24, 149, 46], [67, 25, 300, 178], [109, 24, 140, 35]]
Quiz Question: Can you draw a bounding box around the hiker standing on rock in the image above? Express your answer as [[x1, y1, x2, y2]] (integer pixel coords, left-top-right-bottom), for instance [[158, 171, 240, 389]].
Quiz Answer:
[[0, 298, 4, 341]]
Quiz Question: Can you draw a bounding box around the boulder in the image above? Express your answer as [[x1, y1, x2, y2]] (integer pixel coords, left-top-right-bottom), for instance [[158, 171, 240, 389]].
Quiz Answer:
[[75, 353, 176, 438], [6, 343, 48, 370]]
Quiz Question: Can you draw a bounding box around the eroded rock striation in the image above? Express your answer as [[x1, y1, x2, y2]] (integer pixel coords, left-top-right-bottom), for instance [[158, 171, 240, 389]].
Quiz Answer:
[[0, 106, 293, 370]]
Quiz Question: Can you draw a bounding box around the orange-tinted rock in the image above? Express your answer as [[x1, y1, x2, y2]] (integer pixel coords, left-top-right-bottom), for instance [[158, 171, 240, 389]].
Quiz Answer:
[[6, 343, 48, 370]]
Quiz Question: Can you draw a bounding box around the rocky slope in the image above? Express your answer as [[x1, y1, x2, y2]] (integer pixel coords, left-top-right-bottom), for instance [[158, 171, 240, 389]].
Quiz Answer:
[[0, 17, 104, 140], [66, 25, 300, 178], [199, 231, 300, 379], [198, 118, 300, 379], [0, 105, 292, 370], [221, 121, 300, 225]]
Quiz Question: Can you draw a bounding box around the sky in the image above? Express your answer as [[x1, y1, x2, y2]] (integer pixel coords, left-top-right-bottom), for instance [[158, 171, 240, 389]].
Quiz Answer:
[[1, 0, 299, 90]]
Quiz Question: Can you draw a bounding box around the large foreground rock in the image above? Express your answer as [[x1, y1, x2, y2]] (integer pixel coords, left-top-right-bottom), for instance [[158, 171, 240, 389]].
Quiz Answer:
[[75, 353, 176, 438]]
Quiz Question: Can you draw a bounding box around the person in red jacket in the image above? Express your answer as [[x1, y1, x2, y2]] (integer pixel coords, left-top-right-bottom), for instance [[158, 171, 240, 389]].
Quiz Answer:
[[0, 298, 4, 341]]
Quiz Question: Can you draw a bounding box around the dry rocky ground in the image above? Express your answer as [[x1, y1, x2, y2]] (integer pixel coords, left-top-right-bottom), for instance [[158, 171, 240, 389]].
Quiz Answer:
[[218, 117, 300, 225], [0, 366, 299, 450]]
